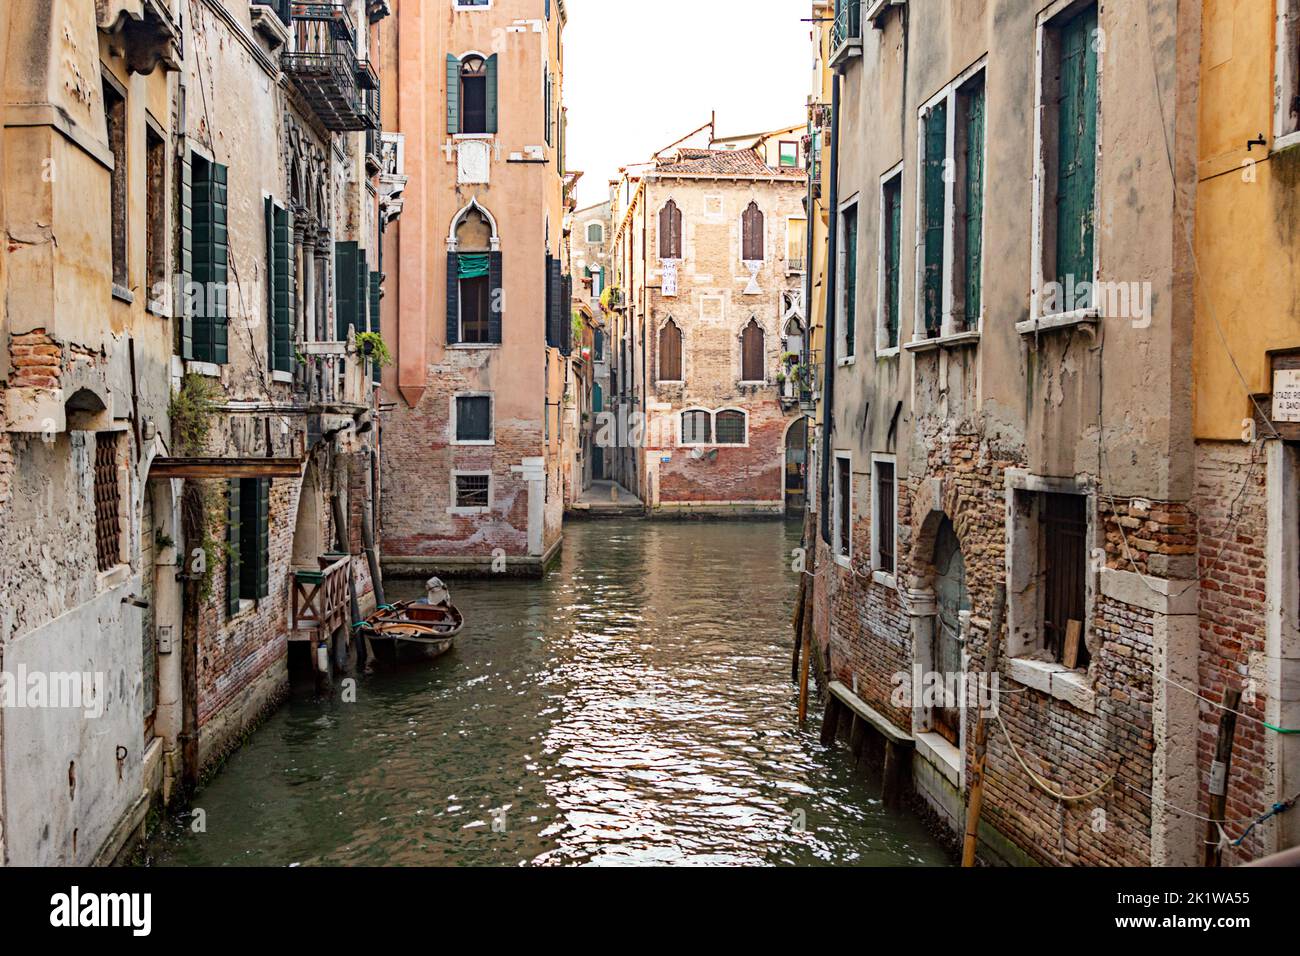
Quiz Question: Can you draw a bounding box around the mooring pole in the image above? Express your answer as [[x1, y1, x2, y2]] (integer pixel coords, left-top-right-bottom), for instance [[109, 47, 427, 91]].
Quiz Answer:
[[1204, 686, 1242, 867]]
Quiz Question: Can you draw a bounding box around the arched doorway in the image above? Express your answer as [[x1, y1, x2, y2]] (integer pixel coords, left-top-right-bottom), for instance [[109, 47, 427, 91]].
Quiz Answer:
[[931, 518, 968, 745], [783, 417, 809, 515]]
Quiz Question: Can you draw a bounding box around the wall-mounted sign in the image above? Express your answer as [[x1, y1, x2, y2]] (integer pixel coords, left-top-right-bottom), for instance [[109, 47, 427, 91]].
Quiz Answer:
[[1274, 369, 1300, 423]]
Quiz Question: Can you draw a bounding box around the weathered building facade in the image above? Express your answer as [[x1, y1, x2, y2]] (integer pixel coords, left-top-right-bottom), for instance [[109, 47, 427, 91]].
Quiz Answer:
[[808, 0, 1216, 866], [379, 0, 569, 577], [609, 136, 808, 517]]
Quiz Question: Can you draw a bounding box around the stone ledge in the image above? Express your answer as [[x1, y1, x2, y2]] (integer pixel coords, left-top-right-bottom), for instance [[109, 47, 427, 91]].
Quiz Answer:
[[1007, 657, 1098, 715], [915, 730, 961, 787], [828, 680, 913, 745]]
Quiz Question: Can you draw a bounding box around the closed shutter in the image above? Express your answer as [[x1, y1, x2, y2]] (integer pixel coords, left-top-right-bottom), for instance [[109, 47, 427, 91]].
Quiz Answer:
[[485, 54, 499, 133], [884, 178, 902, 348], [193, 159, 229, 363], [335, 241, 358, 340], [842, 206, 857, 356], [659, 321, 682, 381], [240, 478, 270, 600], [226, 478, 241, 618], [446, 252, 460, 345], [357, 248, 369, 334], [179, 150, 193, 359], [742, 201, 764, 261], [488, 250, 503, 344], [274, 205, 293, 371], [659, 201, 682, 259], [446, 55, 460, 134], [560, 273, 572, 355], [962, 80, 985, 331], [923, 102, 947, 338], [1056, 5, 1098, 304], [265, 197, 275, 369], [742, 319, 764, 381], [545, 257, 563, 348], [369, 271, 383, 383]]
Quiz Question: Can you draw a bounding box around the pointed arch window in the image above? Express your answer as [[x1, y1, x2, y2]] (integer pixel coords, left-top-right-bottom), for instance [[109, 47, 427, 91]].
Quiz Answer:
[[742, 201, 765, 261], [447, 202, 502, 346], [741, 317, 765, 382], [658, 318, 683, 382], [659, 200, 683, 259]]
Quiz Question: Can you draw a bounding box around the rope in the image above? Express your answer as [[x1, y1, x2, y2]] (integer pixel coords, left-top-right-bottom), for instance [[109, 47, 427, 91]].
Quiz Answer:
[[993, 713, 1114, 803], [1158, 673, 1300, 734]]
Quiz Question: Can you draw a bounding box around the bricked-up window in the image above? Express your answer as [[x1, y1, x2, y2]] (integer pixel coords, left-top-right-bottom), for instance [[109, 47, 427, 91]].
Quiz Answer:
[[741, 318, 765, 382], [835, 455, 852, 558], [455, 474, 490, 509], [715, 410, 747, 446], [94, 432, 123, 571], [103, 76, 128, 291], [1041, 492, 1089, 669], [659, 200, 682, 259], [455, 395, 493, 443], [742, 201, 765, 262], [659, 319, 683, 381], [874, 459, 895, 574], [681, 409, 711, 445]]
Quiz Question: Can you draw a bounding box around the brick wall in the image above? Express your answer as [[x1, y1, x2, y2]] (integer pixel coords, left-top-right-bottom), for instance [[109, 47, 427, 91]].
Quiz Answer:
[[8, 329, 61, 389]]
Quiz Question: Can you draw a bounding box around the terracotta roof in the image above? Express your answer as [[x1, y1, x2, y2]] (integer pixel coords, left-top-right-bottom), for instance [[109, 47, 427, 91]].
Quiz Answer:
[[653, 147, 804, 179]]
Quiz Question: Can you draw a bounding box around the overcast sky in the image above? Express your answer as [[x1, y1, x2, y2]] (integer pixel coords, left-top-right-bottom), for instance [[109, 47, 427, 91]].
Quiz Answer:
[[563, 0, 811, 210]]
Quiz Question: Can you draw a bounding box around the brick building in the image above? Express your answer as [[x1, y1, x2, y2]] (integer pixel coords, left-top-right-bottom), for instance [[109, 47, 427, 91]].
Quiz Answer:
[[607, 130, 809, 517], [378, 0, 571, 577]]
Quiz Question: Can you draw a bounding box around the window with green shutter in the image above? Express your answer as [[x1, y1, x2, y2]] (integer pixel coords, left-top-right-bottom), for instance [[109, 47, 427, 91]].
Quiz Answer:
[[239, 477, 270, 601], [447, 55, 461, 134], [840, 204, 858, 358], [485, 54, 498, 134], [226, 478, 241, 618], [370, 271, 383, 384], [192, 155, 229, 364], [1054, 4, 1098, 307], [265, 200, 293, 373], [179, 149, 194, 360], [882, 172, 902, 349], [335, 241, 359, 340], [958, 74, 985, 332], [922, 101, 947, 339]]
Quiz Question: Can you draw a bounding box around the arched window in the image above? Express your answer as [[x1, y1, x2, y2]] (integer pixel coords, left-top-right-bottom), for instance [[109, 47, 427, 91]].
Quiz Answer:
[[715, 410, 748, 446], [448, 202, 501, 345], [658, 318, 683, 381], [742, 201, 765, 261], [586, 221, 604, 244], [681, 409, 711, 445], [783, 316, 805, 356], [741, 317, 765, 382], [659, 200, 683, 259], [448, 54, 497, 135]]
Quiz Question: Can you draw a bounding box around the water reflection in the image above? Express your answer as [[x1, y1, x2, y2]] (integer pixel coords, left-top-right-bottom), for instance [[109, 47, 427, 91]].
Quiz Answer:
[[144, 520, 949, 867]]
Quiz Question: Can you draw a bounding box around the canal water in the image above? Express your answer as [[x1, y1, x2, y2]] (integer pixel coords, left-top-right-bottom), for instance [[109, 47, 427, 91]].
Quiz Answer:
[[144, 520, 950, 867]]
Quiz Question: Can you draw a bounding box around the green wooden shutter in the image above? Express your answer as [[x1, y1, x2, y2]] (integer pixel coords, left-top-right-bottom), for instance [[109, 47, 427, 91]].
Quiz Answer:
[[211, 163, 230, 363], [274, 205, 293, 372], [1056, 5, 1098, 306], [335, 241, 358, 340], [369, 271, 383, 383], [446, 252, 460, 345], [962, 81, 985, 331], [226, 478, 241, 617], [265, 197, 276, 370], [923, 102, 947, 338], [843, 207, 857, 356], [192, 159, 217, 362], [485, 54, 499, 133], [885, 178, 902, 348], [357, 248, 369, 334], [488, 251, 503, 344], [239, 478, 270, 600], [180, 150, 194, 360], [446, 55, 461, 134]]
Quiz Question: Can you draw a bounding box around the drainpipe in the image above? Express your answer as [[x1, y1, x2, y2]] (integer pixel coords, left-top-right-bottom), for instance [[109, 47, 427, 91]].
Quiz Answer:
[[819, 71, 842, 546]]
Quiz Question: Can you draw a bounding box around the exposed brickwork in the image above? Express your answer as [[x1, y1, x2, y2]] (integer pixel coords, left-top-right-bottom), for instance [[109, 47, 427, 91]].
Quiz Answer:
[[8, 329, 62, 389]]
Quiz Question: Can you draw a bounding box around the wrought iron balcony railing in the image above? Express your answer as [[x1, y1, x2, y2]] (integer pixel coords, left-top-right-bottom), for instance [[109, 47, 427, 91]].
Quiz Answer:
[[252, 0, 292, 25], [832, 0, 862, 60], [283, 3, 367, 131]]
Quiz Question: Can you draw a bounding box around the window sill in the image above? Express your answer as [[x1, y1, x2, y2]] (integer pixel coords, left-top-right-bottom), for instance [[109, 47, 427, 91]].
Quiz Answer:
[[185, 360, 222, 378], [904, 329, 980, 352], [1016, 308, 1099, 336], [1272, 130, 1300, 156], [453, 133, 495, 141], [738, 379, 767, 387], [97, 564, 130, 592], [448, 506, 491, 516], [231, 598, 256, 620], [451, 440, 495, 447], [147, 300, 169, 318], [833, 553, 852, 569], [872, 569, 897, 589], [111, 284, 135, 305], [1007, 657, 1097, 715], [914, 730, 961, 787], [837, 356, 856, 367], [271, 370, 294, 384], [875, 346, 901, 359], [448, 343, 501, 351]]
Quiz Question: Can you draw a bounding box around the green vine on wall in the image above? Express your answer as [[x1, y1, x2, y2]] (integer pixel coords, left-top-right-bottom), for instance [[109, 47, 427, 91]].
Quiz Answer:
[[170, 374, 226, 602]]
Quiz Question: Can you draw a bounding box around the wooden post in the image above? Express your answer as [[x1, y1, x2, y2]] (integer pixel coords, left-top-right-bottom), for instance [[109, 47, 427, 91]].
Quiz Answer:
[[1204, 686, 1242, 867], [819, 697, 840, 746], [881, 741, 909, 809], [791, 573, 807, 684], [961, 584, 1007, 868]]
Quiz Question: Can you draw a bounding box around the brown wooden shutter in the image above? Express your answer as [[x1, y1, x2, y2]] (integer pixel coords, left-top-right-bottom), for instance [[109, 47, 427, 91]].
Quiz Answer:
[[658, 320, 682, 381], [659, 201, 682, 259], [742, 201, 764, 261], [742, 319, 764, 381]]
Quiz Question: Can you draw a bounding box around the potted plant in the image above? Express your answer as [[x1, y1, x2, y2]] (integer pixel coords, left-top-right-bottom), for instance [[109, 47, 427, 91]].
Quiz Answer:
[[356, 332, 394, 368]]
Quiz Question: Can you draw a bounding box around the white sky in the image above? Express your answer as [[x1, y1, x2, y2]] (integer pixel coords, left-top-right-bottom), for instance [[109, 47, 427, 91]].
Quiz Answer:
[[563, 0, 811, 210]]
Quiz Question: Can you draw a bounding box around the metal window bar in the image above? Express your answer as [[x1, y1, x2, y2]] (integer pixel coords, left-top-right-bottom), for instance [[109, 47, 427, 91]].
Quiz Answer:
[[876, 462, 895, 573], [1041, 492, 1089, 667], [94, 433, 122, 571], [456, 475, 490, 509]]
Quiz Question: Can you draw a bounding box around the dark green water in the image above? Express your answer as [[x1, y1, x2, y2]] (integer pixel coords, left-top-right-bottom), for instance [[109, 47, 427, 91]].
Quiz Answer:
[[144, 520, 949, 867]]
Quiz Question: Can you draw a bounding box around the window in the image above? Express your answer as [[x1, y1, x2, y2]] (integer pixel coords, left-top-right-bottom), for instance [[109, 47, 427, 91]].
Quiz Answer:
[[459, 269, 491, 343], [786, 217, 806, 272], [1275, 1, 1300, 143], [878, 167, 903, 350], [715, 410, 747, 446], [838, 201, 858, 359], [778, 140, 799, 167], [447, 54, 497, 135], [681, 409, 711, 445], [659, 200, 683, 259], [190, 153, 230, 364], [455, 0, 491, 6], [594, 328, 604, 361], [103, 75, 128, 292], [454, 395, 493, 443], [94, 432, 123, 572], [872, 457, 896, 575], [741, 201, 765, 261], [1036, 3, 1098, 316], [741, 317, 765, 382], [658, 318, 683, 381], [834, 454, 852, 560], [447, 203, 502, 346], [454, 475, 489, 510], [1040, 493, 1089, 669], [224, 478, 270, 616], [586, 221, 604, 244], [146, 125, 167, 309], [917, 66, 986, 339], [266, 198, 293, 373]]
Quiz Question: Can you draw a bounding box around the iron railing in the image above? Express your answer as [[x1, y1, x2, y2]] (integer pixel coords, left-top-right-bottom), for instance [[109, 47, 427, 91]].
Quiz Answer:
[[833, 0, 861, 52], [283, 3, 367, 131]]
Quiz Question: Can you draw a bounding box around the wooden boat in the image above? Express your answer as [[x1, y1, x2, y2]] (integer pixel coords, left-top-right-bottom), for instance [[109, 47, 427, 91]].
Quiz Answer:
[[357, 599, 463, 658]]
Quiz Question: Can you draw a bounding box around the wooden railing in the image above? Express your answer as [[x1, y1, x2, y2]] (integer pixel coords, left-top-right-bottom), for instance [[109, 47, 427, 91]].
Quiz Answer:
[[290, 555, 350, 643]]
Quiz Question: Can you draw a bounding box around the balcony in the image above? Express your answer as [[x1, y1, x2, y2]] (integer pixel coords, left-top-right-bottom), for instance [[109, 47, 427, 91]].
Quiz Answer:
[[298, 340, 369, 413], [283, 3, 368, 131], [290, 555, 350, 644], [830, 0, 862, 66], [379, 132, 407, 225], [96, 0, 181, 75]]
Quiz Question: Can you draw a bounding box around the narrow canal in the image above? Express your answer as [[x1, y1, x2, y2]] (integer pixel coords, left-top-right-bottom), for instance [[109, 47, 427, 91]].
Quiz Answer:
[[144, 520, 950, 867]]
